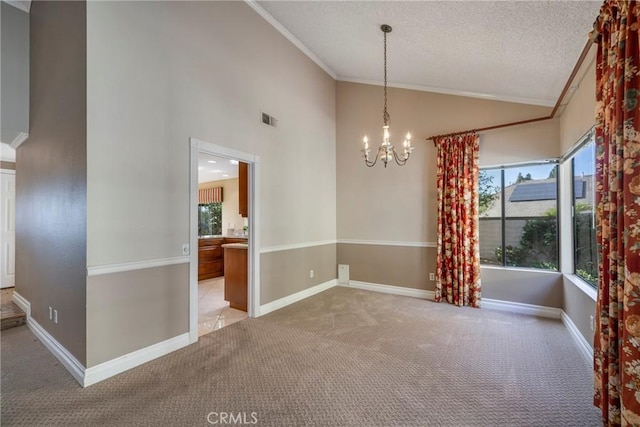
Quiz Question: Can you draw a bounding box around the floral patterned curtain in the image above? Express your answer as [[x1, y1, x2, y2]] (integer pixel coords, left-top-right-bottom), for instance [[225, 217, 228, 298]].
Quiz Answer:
[[434, 133, 481, 307], [593, 1, 640, 425]]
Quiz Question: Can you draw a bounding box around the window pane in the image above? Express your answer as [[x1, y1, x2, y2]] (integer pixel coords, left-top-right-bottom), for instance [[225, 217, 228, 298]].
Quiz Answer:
[[503, 164, 558, 270], [198, 203, 222, 236], [573, 138, 598, 286], [479, 169, 503, 265]]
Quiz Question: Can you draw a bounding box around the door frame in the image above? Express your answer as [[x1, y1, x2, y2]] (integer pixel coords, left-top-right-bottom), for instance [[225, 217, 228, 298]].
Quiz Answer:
[[189, 137, 261, 343], [0, 169, 16, 288]]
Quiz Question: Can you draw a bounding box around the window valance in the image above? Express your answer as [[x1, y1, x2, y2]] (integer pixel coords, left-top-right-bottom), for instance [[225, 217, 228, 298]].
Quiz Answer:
[[199, 187, 223, 204]]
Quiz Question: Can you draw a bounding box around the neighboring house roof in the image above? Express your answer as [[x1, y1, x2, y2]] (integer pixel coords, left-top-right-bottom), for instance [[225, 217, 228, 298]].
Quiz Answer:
[[480, 175, 594, 218]]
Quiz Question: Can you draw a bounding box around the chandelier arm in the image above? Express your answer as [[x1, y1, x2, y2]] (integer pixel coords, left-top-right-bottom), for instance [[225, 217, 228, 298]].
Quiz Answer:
[[363, 147, 383, 167], [392, 148, 410, 166]]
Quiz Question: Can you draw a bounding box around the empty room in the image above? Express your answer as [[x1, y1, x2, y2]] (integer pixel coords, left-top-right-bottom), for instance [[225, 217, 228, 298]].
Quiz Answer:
[[1, 0, 638, 425]]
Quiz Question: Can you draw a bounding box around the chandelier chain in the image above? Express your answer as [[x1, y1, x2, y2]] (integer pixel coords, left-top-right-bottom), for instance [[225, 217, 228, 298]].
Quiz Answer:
[[383, 30, 389, 126]]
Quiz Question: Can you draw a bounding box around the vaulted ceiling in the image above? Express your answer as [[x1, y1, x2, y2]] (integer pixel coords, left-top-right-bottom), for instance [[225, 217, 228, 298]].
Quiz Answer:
[[253, 0, 602, 106]]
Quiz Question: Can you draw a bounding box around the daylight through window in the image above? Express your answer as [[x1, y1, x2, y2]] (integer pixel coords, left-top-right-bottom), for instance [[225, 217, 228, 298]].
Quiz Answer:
[[479, 163, 559, 270]]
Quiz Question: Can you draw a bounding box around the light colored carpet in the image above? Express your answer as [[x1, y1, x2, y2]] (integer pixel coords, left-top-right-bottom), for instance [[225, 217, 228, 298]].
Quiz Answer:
[[1, 287, 600, 426]]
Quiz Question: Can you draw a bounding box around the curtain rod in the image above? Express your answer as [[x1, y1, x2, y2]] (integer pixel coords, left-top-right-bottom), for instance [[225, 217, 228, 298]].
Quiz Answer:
[[427, 34, 597, 143]]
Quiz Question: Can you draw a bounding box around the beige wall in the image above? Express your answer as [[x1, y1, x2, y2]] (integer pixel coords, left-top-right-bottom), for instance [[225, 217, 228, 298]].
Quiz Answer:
[[16, 1, 87, 364], [85, 1, 336, 362], [87, 1, 336, 268], [336, 81, 562, 303], [336, 81, 557, 244], [199, 178, 245, 233]]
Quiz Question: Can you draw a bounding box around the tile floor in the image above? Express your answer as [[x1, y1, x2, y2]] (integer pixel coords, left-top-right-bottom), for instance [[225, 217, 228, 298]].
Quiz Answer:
[[198, 277, 247, 336]]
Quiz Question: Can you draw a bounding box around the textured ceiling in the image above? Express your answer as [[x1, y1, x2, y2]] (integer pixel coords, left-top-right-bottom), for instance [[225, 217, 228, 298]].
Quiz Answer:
[[254, 0, 602, 106]]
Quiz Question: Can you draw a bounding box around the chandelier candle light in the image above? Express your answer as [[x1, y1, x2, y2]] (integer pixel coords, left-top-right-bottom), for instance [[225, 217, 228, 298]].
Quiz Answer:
[[362, 24, 414, 168]]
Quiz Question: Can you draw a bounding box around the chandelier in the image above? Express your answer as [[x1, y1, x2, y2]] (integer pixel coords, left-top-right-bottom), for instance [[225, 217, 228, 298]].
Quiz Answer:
[[362, 24, 414, 168]]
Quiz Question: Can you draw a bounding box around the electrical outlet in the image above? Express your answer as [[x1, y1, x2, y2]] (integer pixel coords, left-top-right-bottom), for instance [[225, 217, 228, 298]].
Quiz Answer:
[[429, 273, 435, 281], [49, 306, 53, 320], [590, 315, 595, 331], [182, 244, 190, 255], [53, 309, 58, 324], [310, 270, 314, 278]]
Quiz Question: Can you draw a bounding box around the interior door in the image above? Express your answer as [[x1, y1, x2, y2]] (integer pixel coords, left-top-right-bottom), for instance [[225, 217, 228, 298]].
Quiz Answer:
[[1, 170, 16, 288]]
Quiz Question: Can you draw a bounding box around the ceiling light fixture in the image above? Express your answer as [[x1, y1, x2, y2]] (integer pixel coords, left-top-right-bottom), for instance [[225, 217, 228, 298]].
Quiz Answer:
[[362, 24, 413, 168], [208, 160, 216, 164]]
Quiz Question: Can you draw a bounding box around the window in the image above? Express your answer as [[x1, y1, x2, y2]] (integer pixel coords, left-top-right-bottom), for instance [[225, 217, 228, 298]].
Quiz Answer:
[[572, 136, 598, 286], [198, 203, 222, 236], [479, 163, 559, 270]]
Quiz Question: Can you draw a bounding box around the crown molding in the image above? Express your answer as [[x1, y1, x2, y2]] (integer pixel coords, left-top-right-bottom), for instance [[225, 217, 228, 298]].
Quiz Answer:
[[338, 77, 556, 107], [2, 0, 30, 13], [244, 0, 337, 80], [9, 132, 28, 149]]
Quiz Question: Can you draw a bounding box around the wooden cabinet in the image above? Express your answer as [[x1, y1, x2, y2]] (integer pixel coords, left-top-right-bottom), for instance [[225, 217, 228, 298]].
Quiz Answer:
[[198, 237, 247, 281], [198, 238, 224, 280], [239, 161, 248, 218], [222, 244, 248, 311]]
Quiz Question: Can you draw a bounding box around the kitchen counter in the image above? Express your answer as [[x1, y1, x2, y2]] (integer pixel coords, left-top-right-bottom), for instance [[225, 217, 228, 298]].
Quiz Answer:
[[221, 243, 248, 249], [223, 243, 248, 311]]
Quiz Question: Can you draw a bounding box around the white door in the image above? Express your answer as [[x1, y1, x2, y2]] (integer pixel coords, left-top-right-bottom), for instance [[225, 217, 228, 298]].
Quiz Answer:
[[1, 170, 16, 288]]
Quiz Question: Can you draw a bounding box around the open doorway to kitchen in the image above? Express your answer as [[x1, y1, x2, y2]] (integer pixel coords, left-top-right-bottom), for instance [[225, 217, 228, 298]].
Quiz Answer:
[[189, 138, 260, 342], [196, 153, 247, 336]]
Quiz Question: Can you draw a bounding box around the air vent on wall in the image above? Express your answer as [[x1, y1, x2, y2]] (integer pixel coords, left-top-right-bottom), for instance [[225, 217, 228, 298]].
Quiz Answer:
[[261, 112, 278, 127]]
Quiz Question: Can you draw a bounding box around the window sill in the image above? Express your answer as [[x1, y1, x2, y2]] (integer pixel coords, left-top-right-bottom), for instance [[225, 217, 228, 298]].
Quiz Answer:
[[480, 265, 561, 275], [563, 273, 597, 302]]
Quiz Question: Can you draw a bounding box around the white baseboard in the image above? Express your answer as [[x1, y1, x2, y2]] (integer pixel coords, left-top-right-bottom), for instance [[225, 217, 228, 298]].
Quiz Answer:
[[84, 332, 191, 387], [27, 316, 85, 385], [482, 298, 562, 319], [561, 311, 593, 363], [12, 291, 191, 387], [342, 280, 435, 300], [189, 328, 198, 344], [259, 279, 337, 316]]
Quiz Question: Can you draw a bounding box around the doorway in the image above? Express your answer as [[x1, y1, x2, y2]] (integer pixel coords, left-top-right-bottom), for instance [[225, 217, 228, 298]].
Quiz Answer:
[[189, 138, 260, 343], [196, 153, 247, 336]]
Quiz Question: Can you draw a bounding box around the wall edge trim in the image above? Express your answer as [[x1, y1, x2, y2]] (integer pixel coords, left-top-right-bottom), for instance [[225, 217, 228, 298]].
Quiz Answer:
[[12, 290, 30, 316], [561, 311, 594, 363], [87, 256, 190, 277], [342, 281, 435, 300], [9, 132, 29, 149], [259, 279, 337, 316], [84, 332, 191, 387], [482, 298, 562, 319], [260, 240, 337, 254], [337, 239, 437, 248]]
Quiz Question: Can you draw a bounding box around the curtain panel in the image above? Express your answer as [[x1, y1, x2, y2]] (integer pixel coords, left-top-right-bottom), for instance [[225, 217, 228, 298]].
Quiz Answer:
[[593, 1, 640, 425], [434, 133, 481, 307], [199, 187, 223, 204]]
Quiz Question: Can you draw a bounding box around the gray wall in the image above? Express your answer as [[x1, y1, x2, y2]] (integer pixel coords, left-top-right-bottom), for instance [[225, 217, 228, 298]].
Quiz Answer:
[[16, 0, 87, 365], [1, 2, 29, 144], [337, 244, 436, 291], [87, 263, 189, 367], [481, 267, 563, 308], [261, 244, 336, 304]]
